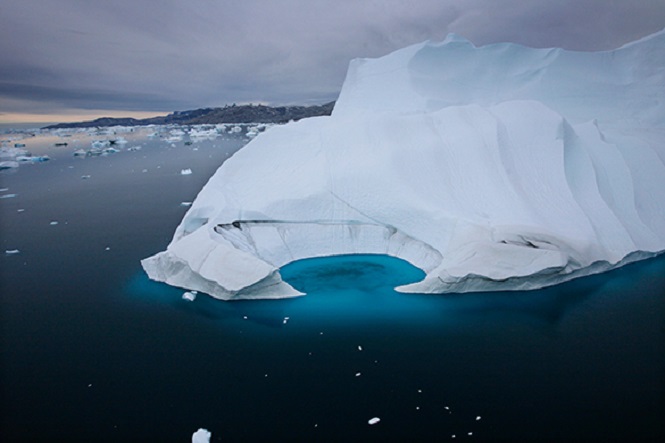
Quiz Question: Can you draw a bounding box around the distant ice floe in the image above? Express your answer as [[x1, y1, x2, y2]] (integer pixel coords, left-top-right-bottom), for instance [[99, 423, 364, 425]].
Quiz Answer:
[[0, 161, 19, 170], [180, 168, 192, 175], [0, 145, 48, 168]]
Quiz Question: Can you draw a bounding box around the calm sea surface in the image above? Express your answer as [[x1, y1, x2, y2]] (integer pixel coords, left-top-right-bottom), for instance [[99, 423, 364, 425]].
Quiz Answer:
[[1, 127, 664, 441]]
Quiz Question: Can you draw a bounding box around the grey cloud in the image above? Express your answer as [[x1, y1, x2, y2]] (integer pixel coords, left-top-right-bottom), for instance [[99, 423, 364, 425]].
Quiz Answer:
[[1, 0, 663, 115]]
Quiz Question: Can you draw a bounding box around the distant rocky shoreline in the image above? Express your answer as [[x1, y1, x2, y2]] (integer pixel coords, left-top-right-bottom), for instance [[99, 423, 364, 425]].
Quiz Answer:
[[43, 101, 335, 129]]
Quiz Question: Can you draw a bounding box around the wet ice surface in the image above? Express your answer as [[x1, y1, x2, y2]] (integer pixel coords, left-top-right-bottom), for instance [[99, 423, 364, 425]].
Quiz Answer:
[[1, 125, 664, 441]]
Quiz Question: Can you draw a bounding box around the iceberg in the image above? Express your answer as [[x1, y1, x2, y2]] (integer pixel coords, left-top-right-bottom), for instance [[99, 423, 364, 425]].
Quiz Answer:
[[142, 30, 665, 300]]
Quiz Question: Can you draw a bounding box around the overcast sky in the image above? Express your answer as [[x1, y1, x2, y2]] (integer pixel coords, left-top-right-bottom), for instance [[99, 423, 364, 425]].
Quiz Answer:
[[1, 0, 664, 122]]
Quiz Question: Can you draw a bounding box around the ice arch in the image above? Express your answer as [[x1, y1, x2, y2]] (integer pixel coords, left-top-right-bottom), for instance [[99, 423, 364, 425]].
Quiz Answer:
[[143, 218, 442, 300]]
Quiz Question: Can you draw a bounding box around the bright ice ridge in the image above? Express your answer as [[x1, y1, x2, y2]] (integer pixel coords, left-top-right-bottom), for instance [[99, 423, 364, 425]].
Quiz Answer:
[[143, 29, 665, 300]]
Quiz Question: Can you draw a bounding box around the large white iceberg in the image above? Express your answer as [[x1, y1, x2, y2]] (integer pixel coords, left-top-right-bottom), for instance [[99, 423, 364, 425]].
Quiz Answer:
[[142, 30, 665, 300]]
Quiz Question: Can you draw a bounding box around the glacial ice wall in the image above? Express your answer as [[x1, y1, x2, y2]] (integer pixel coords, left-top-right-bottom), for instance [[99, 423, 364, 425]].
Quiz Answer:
[[142, 30, 665, 300]]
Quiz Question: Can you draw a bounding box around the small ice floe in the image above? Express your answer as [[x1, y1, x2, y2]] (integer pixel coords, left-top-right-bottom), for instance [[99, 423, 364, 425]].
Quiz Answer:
[[368, 417, 380, 425], [355, 372, 361, 377], [181, 168, 192, 175], [282, 316, 290, 324], [105, 246, 111, 251], [17, 155, 50, 163], [191, 428, 211, 443], [0, 161, 19, 170], [468, 432, 473, 436], [243, 315, 248, 320], [357, 345, 363, 351], [476, 416, 481, 421], [127, 145, 142, 151], [180, 201, 192, 207], [81, 175, 91, 179], [91, 140, 110, 149], [17, 209, 25, 212], [49, 221, 58, 226], [182, 290, 198, 301], [0, 193, 17, 198], [5, 249, 20, 255], [72, 149, 87, 157], [142, 169, 148, 173], [102, 147, 120, 155], [0, 188, 7, 192]]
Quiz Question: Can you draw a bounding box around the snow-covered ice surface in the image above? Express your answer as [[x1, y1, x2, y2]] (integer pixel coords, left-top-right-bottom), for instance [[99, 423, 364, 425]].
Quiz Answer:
[[143, 30, 665, 300]]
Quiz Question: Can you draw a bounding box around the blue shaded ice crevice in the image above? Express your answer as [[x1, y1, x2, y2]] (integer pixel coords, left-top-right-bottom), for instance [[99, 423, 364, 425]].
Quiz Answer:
[[142, 29, 665, 300]]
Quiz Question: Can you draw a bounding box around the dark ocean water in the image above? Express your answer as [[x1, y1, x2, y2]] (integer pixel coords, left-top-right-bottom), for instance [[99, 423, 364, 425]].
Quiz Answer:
[[1, 128, 664, 442]]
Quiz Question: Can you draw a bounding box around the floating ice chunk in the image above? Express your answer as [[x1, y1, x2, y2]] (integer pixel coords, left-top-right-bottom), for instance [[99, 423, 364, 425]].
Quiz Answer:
[[358, 346, 363, 351], [192, 428, 211, 443], [81, 175, 91, 179], [181, 168, 192, 175], [181, 202, 193, 207], [476, 416, 481, 421], [127, 145, 142, 151], [72, 149, 87, 157], [17, 155, 49, 163], [368, 417, 380, 425], [355, 372, 361, 377], [282, 316, 290, 324], [0, 161, 19, 170], [182, 291, 197, 301], [91, 140, 110, 149], [0, 193, 17, 198], [102, 147, 120, 155], [50, 221, 58, 226], [1, 147, 28, 158], [5, 249, 20, 255]]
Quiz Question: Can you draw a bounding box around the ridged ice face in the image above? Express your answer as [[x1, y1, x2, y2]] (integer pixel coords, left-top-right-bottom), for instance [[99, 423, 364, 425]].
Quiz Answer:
[[143, 30, 665, 300]]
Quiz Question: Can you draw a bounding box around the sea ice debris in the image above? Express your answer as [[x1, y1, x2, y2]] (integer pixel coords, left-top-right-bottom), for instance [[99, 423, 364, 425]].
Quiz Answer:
[[182, 291, 197, 301], [368, 417, 380, 425], [181, 168, 192, 175], [192, 428, 211, 443]]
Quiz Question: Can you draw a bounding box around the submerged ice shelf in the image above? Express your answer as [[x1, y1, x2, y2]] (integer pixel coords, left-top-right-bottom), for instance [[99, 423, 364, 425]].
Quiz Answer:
[[143, 29, 665, 300]]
